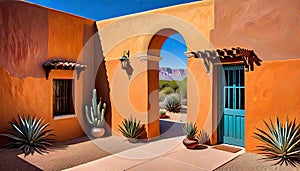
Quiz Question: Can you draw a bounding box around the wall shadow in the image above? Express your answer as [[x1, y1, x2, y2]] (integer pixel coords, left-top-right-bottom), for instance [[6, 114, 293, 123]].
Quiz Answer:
[[94, 27, 112, 136]]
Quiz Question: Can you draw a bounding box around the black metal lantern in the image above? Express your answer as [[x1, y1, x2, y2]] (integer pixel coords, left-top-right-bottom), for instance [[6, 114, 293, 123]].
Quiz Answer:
[[119, 50, 130, 69]]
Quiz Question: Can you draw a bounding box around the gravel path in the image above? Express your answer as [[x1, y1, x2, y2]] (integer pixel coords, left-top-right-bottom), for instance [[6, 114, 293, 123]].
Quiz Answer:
[[215, 152, 300, 171]]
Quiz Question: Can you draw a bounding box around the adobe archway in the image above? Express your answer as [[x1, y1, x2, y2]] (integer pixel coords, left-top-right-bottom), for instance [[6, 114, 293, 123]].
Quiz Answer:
[[96, 13, 214, 140], [144, 28, 183, 138]]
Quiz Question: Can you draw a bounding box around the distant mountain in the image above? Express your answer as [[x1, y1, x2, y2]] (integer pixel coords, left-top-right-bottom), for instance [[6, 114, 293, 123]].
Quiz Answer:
[[159, 67, 187, 81]]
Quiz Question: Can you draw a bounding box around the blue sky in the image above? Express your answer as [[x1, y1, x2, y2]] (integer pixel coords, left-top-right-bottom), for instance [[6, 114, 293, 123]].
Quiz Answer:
[[26, 0, 197, 20], [160, 34, 187, 69], [26, 0, 190, 69]]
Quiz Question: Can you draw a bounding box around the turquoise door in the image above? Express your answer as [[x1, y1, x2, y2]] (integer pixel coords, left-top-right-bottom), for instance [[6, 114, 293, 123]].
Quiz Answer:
[[219, 65, 245, 147]]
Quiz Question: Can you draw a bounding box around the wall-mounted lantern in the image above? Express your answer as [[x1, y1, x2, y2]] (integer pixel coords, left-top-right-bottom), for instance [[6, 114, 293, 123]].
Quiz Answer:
[[119, 50, 130, 69]]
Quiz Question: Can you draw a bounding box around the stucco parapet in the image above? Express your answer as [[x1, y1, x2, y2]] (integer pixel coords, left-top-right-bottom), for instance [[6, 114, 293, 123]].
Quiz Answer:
[[138, 55, 162, 62]]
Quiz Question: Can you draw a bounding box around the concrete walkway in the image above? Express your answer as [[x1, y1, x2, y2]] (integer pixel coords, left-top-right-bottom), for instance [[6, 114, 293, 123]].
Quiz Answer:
[[65, 136, 244, 171]]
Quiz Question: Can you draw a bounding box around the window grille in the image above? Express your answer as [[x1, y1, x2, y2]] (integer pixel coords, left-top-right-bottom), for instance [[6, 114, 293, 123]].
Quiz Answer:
[[53, 79, 74, 116]]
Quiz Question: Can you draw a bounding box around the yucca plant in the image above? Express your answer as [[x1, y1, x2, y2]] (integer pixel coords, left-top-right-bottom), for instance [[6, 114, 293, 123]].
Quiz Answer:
[[118, 116, 145, 143], [183, 122, 198, 139], [163, 93, 181, 113], [253, 117, 300, 167], [0, 115, 55, 156]]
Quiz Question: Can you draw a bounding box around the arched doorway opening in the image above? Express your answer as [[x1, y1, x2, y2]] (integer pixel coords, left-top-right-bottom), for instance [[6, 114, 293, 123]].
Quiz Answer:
[[148, 28, 187, 138]]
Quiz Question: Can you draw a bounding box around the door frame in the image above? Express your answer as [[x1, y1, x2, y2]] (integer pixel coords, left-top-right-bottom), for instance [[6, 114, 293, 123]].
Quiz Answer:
[[217, 64, 245, 146]]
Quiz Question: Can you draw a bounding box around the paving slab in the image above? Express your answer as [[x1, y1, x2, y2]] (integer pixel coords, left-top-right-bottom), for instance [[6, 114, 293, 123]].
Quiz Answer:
[[164, 146, 243, 170], [119, 136, 184, 159], [65, 136, 244, 171], [64, 155, 148, 171], [125, 157, 206, 171]]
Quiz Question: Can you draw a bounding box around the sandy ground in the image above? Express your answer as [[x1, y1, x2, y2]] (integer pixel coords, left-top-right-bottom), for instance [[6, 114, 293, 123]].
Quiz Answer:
[[0, 136, 145, 171], [166, 111, 187, 122], [215, 152, 300, 171], [160, 105, 187, 123], [2, 119, 298, 171], [2, 138, 299, 171], [0, 120, 184, 171]]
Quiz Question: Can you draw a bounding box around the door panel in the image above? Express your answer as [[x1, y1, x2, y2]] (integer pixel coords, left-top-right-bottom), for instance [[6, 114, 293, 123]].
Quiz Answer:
[[220, 65, 245, 147]]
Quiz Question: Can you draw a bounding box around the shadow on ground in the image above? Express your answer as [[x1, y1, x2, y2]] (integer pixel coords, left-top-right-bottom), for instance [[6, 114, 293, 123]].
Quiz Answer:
[[160, 120, 185, 139], [0, 148, 42, 171], [0, 120, 185, 171]]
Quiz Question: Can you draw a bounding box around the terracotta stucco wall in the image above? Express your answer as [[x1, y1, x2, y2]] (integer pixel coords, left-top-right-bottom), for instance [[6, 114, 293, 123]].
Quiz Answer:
[[0, 1, 48, 78], [0, 1, 96, 144], [187, 58, 213, 139], [3, 0, 297, 152], [245, 60, 300, 152], [211, 0, 300, 61], [95, 0, 215, 138], [211, 0, 300, 151]]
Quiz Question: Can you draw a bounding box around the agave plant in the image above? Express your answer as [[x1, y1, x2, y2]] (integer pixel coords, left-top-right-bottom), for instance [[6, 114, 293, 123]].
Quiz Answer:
[[183, 122, 198, 139], [163, 93, 181, 113], [253, 117, 300, 167], [197, 129, 211, 145], [118, 116, 145, 143], [1, 115, 55, 156]]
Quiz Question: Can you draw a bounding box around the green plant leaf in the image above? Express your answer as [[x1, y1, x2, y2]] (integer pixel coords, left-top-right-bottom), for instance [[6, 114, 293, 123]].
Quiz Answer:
[[253, 117, 300, 167]]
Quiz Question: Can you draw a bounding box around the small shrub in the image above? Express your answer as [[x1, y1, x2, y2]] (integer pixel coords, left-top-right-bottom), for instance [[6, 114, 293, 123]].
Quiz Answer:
[[176, 88, 187, 100], [253, 117, 300, 167], [164, 93, 181, 113], [1, 115, 55, 156], [118, 116, 145, 143], [177, 77, 187, 99], [159, 80, 169, 91], [183, 122, 198, 139], [159, 91, 166, 102], [168, 80, 179, 92], [159, 109, 168, 119], [161, 87, 174, 96], [159, 109, 166, 116]]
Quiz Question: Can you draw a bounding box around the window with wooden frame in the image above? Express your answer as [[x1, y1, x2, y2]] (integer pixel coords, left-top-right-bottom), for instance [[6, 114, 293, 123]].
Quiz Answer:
[[53, 79, 75, 117]]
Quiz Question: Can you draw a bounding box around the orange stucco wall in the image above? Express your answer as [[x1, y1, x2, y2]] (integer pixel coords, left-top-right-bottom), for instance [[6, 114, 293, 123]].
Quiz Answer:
[[2, 0, 299, 153], [103, 56, 151, 138], [187, 57, 212, 135], [0, 1, 96, 144], [95, 0, 300, 149], [245, 60, 300, 152], [211, 0, 300, 151], [95, 0, 214, 139], [211, 0, 300, 61]]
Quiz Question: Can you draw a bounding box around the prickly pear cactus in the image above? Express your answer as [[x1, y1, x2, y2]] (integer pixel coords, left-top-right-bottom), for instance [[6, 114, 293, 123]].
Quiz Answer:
[[85, 89, 106, 127]]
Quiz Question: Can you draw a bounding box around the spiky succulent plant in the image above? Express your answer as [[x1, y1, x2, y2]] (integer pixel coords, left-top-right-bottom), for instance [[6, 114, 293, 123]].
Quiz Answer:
[[1, 115, 55, 156], [183, 122, 198, 139], [254, 117, 300, 167], [196, 129, 210, 144], [118, 116, 145, 143], [163, 93, 181, 113]]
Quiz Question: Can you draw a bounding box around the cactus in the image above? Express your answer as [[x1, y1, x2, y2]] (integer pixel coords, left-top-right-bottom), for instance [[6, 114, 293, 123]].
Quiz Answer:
[[85, 89, 106, 127]]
